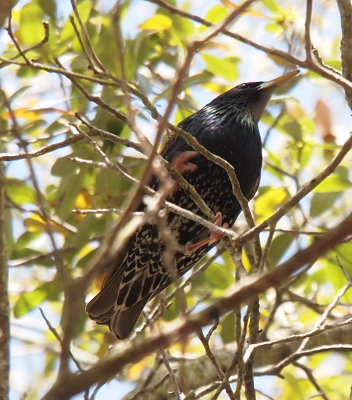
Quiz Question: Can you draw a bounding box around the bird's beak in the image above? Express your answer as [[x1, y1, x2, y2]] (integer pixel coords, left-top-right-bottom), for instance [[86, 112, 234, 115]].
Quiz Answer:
[[259, 70, 299, 90], [251, 70, 299, 122]]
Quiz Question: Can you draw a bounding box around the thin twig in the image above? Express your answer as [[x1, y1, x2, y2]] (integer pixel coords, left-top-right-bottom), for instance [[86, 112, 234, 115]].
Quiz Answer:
[[1, 17, 49, 69], [39, 308, 84, 373], [293, 362, 330, 400], [304, 0, 313, 61]]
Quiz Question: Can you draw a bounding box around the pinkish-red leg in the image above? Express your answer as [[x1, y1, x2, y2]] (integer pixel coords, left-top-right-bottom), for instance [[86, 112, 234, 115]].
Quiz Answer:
[[184, 212, 229, 255], [173, 151, 198, 174], [168, 151, 198, 194]]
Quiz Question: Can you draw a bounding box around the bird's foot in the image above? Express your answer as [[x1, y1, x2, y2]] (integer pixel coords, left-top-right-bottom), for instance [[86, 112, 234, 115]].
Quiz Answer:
[[168, 151, 198, 194], [184, 212, 229, 255], [173, 151, 198, 174]]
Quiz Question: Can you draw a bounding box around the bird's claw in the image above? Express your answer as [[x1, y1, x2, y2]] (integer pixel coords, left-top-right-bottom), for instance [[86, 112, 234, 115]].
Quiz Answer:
[[184, 212, 229, 255], [173, 151, 198, 174]]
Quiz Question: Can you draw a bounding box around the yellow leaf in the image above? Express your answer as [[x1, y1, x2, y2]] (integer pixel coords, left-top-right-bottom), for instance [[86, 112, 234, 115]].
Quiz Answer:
[[75, 189, 93, 209], [221, 0, 271, 19], [203, 82, 227, 94], [24, 214, 72, 237], [255, 187, 288, 223], [242, 248, 252, 272], [127, 356, 154, 380], [24, 215, 46, 233], [139, 14, 173, 31], [74, 190, 93, 221], [2, 107, 39, 121], [2, 107, 70, 121]]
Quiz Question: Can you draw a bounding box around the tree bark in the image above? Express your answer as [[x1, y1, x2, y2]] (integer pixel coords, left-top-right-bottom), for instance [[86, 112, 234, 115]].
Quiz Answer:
[[0, 159, 9, 400]]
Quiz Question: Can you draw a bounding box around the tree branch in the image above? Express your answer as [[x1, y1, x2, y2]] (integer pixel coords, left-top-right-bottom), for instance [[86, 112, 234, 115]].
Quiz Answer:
[[42, 213, 352, 400], [337, 0, 352, 108], [0, 148, 9, 400]]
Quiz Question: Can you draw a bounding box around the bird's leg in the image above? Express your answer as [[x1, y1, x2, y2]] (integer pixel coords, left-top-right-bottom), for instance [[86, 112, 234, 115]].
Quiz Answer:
[[173, 151, 198, 174], [168, 151, 198, 194], [184, 212, 229, 255]]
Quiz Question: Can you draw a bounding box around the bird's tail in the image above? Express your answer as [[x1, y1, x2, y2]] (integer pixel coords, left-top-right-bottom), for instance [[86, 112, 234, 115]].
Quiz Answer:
[[110, 297, 151, 340], [86, 265, 124, 325], [86, 265, 152, 339]]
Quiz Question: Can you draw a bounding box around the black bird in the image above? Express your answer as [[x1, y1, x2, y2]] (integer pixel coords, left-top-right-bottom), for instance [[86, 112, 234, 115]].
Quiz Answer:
[[86, 70, 298, 339]]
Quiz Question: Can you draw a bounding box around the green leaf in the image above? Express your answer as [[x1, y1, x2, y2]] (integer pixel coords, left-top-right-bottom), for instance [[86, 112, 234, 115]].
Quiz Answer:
[[169, 13, 195, 45], [11, 247, 43, 261], [220, 312, 235, 344], [262, 0, 281, 13], [269, 233, 294, 264], [13, 288, 48, 318], [162, 293, 179, 322], [310, 192, 341, 217], [265, 23, 284, 36], [282, 120, 302, 142], [200, 5, 229, 32], [13, 280, 62, 318], [201, 54, 239, 82], [70, 214, 98, 249], [19, 3, 46, 46], [60, 1, 93, 43], [51, 157, 78, 177], [334, 242, 352, 267], [175, 106, 193, 125], [37, 0, 57, 20], [204, 262, 234, 290], [17, 66, 37, 79], [335, 165, 349, 179], [56, 166, 88, 220], [76, 247, 100, 269], [6, 178, 37, 205], [313, 175, 352, 193], [325, 60, 342, 71], [182, 71, 213, 89], [13, 231, 42, 252], [9, 86, 31, 102], [139, 14, 173, 31]]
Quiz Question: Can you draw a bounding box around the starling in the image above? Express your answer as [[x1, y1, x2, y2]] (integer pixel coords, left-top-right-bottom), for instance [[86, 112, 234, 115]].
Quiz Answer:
[[86, 70, 299, 339]]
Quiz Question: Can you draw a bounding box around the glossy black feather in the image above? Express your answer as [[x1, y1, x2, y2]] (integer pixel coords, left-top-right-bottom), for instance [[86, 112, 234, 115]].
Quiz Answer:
[[86, 72, 298, 339]]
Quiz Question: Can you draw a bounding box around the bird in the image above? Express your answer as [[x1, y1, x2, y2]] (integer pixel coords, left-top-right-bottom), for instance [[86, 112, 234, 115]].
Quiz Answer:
[[86, 70, 299, 339]]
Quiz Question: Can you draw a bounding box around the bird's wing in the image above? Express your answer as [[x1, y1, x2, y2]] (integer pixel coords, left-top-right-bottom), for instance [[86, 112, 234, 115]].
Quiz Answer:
[[160, 130, 179, 157], [247, 176, 260, 201], [160, 115, 197, 159]]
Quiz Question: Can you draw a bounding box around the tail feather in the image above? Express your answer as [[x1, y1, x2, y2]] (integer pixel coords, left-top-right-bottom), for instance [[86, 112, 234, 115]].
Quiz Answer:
[[86, 261, 153, 338], [110, 297, 151, 340], [86, 266, 124, 322]]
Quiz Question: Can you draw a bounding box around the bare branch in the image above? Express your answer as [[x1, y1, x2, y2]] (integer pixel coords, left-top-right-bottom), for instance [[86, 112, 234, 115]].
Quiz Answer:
[[304, 0, 313, 61], [337, 0, 352, 108], [0, 143, 9, 400]]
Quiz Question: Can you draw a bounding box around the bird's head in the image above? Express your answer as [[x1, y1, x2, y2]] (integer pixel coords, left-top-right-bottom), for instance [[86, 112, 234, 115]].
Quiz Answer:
[[215, 70, 299, 123]]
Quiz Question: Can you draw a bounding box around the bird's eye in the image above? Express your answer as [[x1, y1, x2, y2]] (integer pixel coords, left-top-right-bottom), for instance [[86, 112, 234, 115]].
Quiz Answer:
[[237, 83, 249, 89], [237, 82, 261, 90]]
